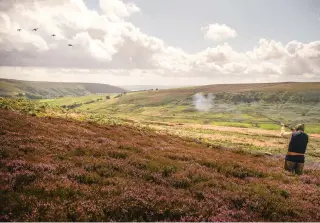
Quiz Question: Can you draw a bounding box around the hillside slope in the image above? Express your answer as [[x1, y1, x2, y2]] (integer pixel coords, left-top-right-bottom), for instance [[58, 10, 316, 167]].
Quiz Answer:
[[91, 82, 320, 110], [1, 109, 319, 221], [42, 82, 320, 132], [116, 82, 320, 105], [168, 82, 320, 94], [0, 78, 126, 99]]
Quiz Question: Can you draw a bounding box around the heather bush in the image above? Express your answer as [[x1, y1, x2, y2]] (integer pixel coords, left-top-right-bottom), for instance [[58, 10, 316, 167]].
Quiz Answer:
[[72, 148, 87, 156], [129, 158, 148, 170], [118, 145, 142, 153], [7, 160, 30, 172], [162, 165, 177, 177], [165, 154, 193, 161], [108, 151, 129, 159], [199, 160, 265, 179], [1, 108, 320, 221], [68, 171, 101, 185], [170, 175, 192, 188], [10, 170, 37, 191]]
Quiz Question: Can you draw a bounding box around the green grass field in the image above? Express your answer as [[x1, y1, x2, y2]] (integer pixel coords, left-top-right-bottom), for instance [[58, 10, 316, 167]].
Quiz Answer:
[[39, 90, 320, 133]]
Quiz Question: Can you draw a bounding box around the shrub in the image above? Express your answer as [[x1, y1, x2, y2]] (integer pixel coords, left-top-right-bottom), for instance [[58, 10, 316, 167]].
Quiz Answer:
[[166, 154, 191, 161], [171, 176, 191, 188], [70, 172, 101, 185], [162, 165, 177, 177], [72, 148, 86, 156], [199, 160, 265, 179], [118, 145, 142, 153], [108, 151, 128, 159], [10, 171, 37, 191]]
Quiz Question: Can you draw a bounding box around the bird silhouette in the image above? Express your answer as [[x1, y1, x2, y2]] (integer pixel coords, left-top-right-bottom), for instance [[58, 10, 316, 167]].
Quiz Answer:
[[68, 44, 73, 47], [32, 28, 38, 31], [51, 34, 56, 37], [17, 29, 22, 32]]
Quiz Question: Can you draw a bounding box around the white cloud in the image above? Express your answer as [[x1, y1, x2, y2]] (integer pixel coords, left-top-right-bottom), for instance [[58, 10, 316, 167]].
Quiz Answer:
[[247, 39, 285, 60], [281, 41, 320, 77], [0, 0, 319, 84], [244, 62, 281, 75], [201, 23, 238, 42], [100, 0, 140, 19]]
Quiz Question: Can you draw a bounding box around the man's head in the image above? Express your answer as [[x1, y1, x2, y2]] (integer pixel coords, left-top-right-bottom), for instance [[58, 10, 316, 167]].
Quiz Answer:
[[295, 124, 305, 132]]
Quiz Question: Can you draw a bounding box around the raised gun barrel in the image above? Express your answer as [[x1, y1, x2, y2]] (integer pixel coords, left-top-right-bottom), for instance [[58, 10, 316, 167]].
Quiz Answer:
[[252, 112, 295, 131]]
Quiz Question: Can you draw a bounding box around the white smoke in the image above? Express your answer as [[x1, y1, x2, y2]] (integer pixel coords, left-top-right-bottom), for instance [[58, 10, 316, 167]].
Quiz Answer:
[[193, 93, 215, 112]]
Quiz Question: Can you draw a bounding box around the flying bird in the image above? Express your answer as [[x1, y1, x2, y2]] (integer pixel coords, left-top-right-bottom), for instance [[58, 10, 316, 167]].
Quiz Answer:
[[32, 28, 38, 31], [68, 44, 73, 47], [51, 34, 56, 37], [17, 29, 22, 32]]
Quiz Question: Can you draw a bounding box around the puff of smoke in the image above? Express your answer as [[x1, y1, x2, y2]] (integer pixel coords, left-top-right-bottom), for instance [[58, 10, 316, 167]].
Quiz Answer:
[[193, 93, 215, 112]]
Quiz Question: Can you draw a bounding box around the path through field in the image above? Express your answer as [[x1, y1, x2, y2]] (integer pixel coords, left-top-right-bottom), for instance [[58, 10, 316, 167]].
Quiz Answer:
[[142, 121, 320, 164], [145, 121, 320, 138]]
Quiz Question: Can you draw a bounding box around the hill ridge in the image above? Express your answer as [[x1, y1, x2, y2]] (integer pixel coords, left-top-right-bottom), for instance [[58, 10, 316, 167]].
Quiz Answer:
[[0, 78, 126, 99]]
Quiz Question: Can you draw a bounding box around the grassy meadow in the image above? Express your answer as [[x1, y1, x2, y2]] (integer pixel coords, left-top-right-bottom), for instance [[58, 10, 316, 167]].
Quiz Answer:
[[39, 88, 320, 133]]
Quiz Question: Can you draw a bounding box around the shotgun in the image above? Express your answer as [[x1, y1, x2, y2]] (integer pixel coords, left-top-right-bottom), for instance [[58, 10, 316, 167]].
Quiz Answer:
[[252, 112, 295, 131]]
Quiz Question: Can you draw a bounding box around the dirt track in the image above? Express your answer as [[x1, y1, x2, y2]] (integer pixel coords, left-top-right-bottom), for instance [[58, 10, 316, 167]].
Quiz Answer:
[[184, 123, 320, 139], [143, 121, 320, 139]]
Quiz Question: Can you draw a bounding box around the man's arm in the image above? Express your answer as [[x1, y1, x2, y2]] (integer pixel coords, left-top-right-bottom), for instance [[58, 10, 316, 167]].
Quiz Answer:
[[280, 125, 293, 137]]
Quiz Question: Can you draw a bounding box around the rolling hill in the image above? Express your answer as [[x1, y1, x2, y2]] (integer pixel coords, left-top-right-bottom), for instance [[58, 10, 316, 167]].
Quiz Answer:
[[114, 82, 320, 106], [0, 78, 126, 99], [1, 107, 320, 221], [40, 82, 320, 133], [120, 85, 189, 91]]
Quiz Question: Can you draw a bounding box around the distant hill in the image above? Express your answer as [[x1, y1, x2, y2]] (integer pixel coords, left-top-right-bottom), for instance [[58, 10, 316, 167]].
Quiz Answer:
[[120, 85, 189, 91], [166, 82, 320, 94], [0, 78, 126, 99], [114, 82, 320, 106], [116, 82, 320, 105]]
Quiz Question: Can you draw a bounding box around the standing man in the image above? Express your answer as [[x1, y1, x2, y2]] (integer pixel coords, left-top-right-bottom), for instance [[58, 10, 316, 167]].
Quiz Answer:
[[280, 124, 308, 175]]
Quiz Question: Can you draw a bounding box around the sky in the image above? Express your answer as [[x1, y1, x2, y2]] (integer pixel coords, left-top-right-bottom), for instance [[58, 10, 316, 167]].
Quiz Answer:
[[0, 0, 319, 86]]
